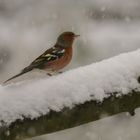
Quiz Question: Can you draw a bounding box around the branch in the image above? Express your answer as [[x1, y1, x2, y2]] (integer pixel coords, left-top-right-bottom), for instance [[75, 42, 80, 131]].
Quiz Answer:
[[1, 49, 140, 140], [0, 91, 139, 140]]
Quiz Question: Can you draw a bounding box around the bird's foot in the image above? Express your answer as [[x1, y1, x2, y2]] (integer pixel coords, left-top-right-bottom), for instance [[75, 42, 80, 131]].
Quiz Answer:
[[58, 71, 63, 74], [47, 73, 53, 76], [47, 71, 63, 76]]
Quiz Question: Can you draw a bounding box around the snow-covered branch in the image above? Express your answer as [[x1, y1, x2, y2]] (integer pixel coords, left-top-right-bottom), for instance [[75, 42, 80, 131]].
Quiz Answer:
[[1, 49, 140, 140]]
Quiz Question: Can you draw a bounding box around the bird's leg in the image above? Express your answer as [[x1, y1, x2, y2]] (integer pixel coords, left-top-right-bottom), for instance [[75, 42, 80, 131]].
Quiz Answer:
[[47, 73, 53, 76], [55, 71, 63, 75], [46, 71, 63, 76], [46, 70, 56, 76], [58, 71, 63, 74]]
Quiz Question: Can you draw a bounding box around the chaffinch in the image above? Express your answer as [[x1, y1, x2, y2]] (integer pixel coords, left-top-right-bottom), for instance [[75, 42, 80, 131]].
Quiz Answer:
[[4, 31, 79, 83]]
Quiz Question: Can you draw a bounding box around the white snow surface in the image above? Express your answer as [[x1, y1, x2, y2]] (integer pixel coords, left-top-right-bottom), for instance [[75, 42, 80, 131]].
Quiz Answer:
[[1, 49, 140, 126]]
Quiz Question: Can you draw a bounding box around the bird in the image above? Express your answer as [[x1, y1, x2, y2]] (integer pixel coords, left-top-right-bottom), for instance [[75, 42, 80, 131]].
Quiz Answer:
[[4, 31, 80, 83]]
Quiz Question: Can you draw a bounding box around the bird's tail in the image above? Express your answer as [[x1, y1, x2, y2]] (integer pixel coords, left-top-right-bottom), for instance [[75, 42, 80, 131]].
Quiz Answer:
[[4, 67, 33, 83]]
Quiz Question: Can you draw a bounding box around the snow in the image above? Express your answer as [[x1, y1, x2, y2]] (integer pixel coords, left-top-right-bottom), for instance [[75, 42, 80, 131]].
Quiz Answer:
[[1, 49, 140, 126]]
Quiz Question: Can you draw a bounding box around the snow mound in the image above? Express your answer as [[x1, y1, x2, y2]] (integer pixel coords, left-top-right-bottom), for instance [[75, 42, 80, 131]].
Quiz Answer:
[[1, 49, 140, 126]]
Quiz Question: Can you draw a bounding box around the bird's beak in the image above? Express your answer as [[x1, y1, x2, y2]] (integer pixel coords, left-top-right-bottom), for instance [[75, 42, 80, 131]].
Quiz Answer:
[[74, 34, 80, 38]]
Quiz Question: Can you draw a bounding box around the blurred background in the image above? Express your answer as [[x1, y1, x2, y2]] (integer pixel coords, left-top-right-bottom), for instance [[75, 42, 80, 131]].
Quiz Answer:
[[0, 0, 140, 139]]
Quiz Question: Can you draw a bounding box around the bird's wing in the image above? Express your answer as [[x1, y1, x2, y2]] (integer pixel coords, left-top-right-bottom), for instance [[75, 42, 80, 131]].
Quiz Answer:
[[4, 47, 65, 83], [28, 47, 65, 69]]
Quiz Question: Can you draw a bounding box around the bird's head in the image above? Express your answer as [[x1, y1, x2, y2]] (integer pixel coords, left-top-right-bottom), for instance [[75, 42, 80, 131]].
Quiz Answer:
[[56, 31, 80, 48]]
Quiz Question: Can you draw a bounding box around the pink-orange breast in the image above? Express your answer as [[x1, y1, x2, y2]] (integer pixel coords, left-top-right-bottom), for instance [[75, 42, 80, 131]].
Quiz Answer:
[[44, 47, 73, 71]]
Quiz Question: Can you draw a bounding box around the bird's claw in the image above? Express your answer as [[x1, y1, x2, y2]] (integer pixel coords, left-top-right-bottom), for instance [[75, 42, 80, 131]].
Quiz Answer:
[[47, 71, 63, 76], [47, 73, 52, 76], [58, 71, 63, 74]]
